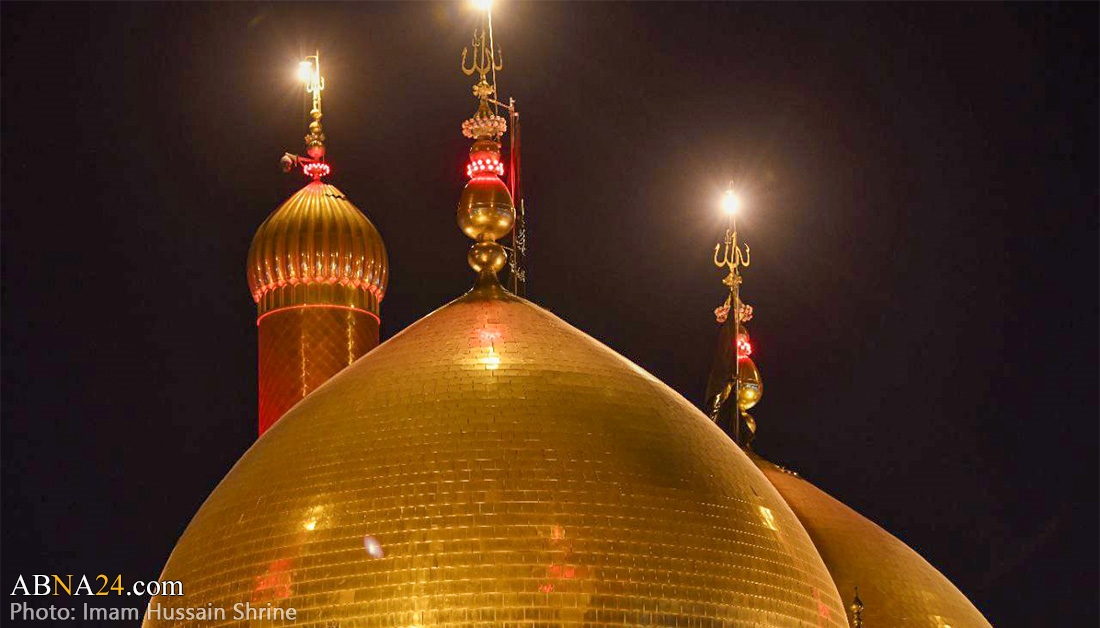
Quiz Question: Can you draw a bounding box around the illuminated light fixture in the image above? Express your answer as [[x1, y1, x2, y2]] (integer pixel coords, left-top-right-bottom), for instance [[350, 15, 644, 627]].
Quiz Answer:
[[466, 157, 505, 178], [473, 0, 493, 11], [297, 60, 314, 83], [303, 519, 317, 531], [722, 188, 741, 216], [302, 162, 331, 179], [736, 334, 752, 358]]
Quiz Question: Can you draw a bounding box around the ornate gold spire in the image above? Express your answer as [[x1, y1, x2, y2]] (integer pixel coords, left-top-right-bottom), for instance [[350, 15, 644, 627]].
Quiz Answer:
[[849, 587, 865, 628], [279, 52, 330, 180], [456, 23, 514, 286], [704, 182, 762, 446], [301, 51, 326, 161]]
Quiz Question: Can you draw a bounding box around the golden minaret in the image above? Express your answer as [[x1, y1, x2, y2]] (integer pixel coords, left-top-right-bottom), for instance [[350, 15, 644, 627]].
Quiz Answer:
[[246, 53, 388, 435], [701, 189, 994, 627], [146, 21, 849, 627]]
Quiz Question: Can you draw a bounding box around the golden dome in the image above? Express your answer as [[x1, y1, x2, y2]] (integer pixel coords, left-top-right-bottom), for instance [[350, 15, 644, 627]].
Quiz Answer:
[[146, 284, 849, 627], [752, 455, 994, 628], [246, 181, 388, 316]]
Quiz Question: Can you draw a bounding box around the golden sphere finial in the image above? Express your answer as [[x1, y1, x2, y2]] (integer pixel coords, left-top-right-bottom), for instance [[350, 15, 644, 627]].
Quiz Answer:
[[735, 356, 763, 411], [468, 240, 508, 275], [457, 174, 514, 242]]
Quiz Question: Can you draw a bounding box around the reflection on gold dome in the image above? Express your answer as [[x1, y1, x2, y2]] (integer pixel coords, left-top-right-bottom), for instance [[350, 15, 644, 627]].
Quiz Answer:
[[146, 284, 848, 627], [751, 454, 994, 628]]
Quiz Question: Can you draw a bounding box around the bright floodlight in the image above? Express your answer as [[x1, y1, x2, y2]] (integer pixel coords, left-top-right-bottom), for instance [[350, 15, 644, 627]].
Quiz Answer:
[[722, 189, 741, 216], [473, 0, 493, 11], [297, 60, 314, 82]]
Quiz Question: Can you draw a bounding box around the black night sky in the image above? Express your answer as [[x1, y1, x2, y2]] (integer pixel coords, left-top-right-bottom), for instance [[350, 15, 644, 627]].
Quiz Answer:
[[2, 2, 1096, 625]]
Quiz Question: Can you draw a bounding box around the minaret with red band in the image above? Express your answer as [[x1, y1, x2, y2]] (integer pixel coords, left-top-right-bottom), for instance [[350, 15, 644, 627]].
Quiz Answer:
[[246, 52, 388, 436]]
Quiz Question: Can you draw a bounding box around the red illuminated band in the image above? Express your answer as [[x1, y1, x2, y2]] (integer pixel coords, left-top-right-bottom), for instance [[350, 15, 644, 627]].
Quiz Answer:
[[256, 304, 381, 326], [466, 157, 504, 178], [736, 334, 752, 359], [303, 162, 331, 179]]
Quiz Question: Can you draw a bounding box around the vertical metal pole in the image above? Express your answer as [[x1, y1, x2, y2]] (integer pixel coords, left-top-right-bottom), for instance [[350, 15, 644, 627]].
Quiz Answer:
[[508, 101, 518, 293], [730, 211, 741, 446], [487, 8, 499, 115]]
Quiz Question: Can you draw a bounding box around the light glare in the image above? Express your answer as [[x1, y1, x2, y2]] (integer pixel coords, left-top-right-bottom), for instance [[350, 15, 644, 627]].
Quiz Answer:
[[722, 190, 741, 216], [297, 61, 314, 82], [473, 0, 493, 11]]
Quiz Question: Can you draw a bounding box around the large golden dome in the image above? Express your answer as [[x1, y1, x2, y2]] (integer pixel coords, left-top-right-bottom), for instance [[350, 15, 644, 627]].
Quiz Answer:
[[146, 283, 848, 627], [246, 180, 388, 317], [752, 455, 993, 628]]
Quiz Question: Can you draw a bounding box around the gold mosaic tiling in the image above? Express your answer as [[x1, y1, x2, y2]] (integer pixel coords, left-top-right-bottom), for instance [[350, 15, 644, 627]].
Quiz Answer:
[[147, 288, 846, 627], [752, 455, 993, 628], [257, 306, 379, 435]]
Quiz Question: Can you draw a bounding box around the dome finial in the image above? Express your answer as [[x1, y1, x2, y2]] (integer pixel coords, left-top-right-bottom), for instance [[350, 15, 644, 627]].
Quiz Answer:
[[705, 181, 762, 446], [279, 52, 330, 181], [456, 9, 514, 284], [849, 587, 865, 628], [301, 51, 326, 162]]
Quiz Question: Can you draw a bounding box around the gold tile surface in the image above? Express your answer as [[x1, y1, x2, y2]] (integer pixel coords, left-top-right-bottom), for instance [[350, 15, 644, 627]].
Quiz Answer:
[[147, 289, 847, 627], [257, 306, 379, 435], [752, 455, 993, 628]]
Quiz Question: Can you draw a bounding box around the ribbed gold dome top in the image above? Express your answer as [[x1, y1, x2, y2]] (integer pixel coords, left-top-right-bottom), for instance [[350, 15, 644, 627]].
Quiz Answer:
[[246, 181, 387, 316], [147, 285, 848, 627], [752, 455, 993, 628]]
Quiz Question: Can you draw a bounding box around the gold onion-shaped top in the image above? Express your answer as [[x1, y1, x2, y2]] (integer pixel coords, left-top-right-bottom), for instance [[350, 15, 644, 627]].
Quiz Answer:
[[146, 286, 848, 627], [247, 181, 388, 316], [752, 454, 994, 628]]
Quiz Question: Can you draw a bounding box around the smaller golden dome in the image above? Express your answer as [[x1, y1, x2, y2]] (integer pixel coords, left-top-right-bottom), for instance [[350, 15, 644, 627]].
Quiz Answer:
[[247, 181, 387, 316]]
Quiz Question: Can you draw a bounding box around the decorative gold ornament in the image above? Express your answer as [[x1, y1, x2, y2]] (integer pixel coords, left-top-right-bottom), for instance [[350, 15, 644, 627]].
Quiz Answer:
[[714, 226, 750, 294], [457, 26, 514, 280], [467, 239, 507, 274], [457, 174, 514, 242], [850, 587, 865, 628], [299, 52, 326, 160], [733, 355, 763, 411], [461, 29, 502, 92]]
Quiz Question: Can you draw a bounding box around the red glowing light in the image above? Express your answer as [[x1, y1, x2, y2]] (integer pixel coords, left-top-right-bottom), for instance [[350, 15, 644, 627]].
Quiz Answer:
[[736, 334, 752, 358], [252, 558, 293, 603], [466, 157, 504, 178], [303, 162, 331, 179]]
